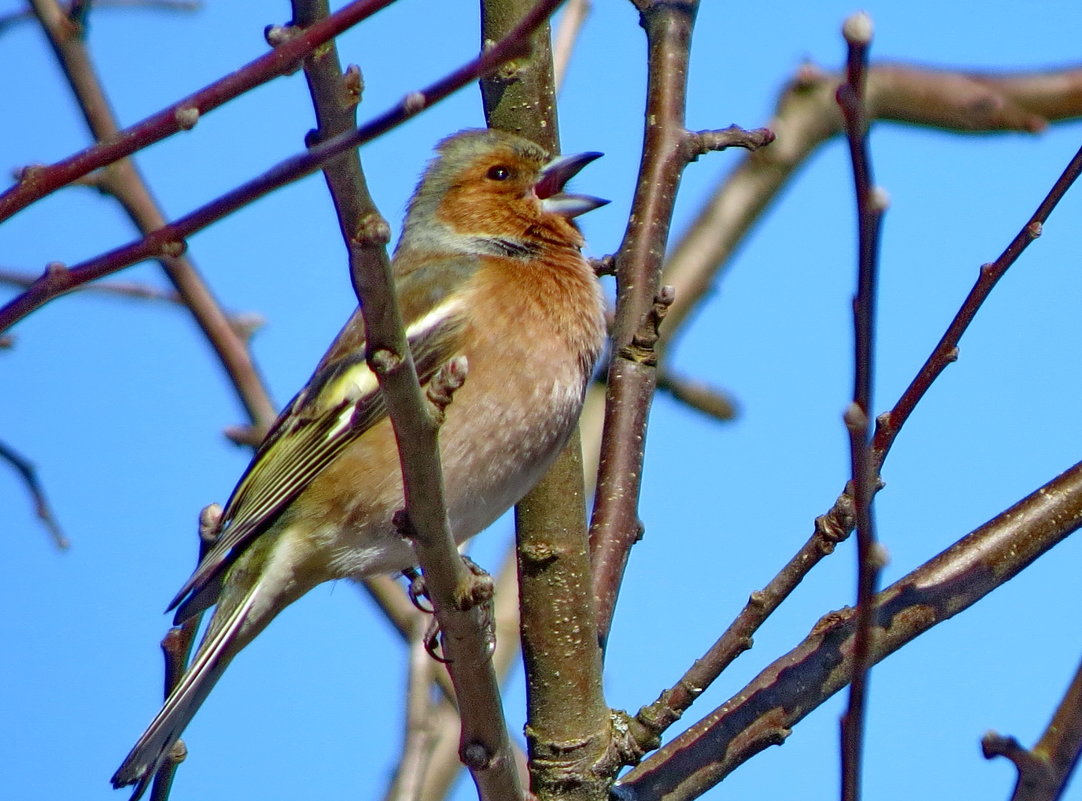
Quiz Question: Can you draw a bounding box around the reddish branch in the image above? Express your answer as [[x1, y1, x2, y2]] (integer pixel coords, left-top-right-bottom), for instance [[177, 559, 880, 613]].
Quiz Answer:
[[27, 0, 277, 430], [0, 0, 399, 223], [0, 0, 556, 335], [588, 0, 773, 647], [836, 14, 884, 801]]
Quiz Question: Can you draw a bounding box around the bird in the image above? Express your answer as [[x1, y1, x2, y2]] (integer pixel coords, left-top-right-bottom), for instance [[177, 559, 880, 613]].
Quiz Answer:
[[110, 127, 608, 799]]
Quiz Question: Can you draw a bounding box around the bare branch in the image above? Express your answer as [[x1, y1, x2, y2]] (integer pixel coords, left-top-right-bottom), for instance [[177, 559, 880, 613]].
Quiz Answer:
[[619, 459, 1082, 800], [658, 62, 1082, 356], [28, 0, 277, 431], [0, 0, 556, 335], [655, 370, 737, 422], [629, 119, 1082, 756], [590, 0, 718, 648], [477, 0, 624, 796], [836, 14, 884, 801], [982, 655, 1082, 801], [0, 267, 264, 340], [0, 439, 68, 549], [385, 618, 441, 801], [0, 0, 200, 34], [147, 504, 220, 801], [0, 0, 399, 222]]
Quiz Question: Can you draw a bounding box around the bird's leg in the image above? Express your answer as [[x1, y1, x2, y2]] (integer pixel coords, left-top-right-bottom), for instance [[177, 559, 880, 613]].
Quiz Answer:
[[398, 554, 497, 662]]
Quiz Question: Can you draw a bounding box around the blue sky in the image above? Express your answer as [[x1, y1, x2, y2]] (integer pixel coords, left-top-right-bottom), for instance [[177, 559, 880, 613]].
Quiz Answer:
[[3, 1, 1082, 800]]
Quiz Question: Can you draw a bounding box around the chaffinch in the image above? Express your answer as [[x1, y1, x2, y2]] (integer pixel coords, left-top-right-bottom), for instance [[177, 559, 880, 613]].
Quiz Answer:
[[111, 128, 607, 798]]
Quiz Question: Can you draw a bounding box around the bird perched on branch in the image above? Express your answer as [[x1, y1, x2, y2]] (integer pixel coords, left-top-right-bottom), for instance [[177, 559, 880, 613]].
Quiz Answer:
[[111, 128, 607, 799]]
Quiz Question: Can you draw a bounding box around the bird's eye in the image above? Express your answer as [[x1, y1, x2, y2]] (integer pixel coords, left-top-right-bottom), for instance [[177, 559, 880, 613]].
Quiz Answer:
[[486, 165, 512, 181]]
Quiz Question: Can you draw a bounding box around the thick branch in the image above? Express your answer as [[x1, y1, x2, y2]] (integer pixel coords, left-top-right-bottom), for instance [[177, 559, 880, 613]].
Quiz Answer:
[[482, 1, 613, 798]]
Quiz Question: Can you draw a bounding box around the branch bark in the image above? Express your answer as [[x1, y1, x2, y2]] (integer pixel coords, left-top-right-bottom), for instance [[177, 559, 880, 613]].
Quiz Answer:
[[619, 459, 1082, 801]]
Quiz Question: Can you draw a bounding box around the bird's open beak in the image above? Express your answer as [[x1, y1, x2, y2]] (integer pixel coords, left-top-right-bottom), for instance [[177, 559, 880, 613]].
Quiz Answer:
[[536, 151, 609, 218]]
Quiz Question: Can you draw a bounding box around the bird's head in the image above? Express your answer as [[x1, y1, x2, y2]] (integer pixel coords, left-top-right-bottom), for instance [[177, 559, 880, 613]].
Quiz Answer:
[[397, 128, 607, 260]]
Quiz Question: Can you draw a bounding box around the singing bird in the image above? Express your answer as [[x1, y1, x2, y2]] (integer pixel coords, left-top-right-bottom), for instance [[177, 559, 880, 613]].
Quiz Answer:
[[111, 128, 607, 798]]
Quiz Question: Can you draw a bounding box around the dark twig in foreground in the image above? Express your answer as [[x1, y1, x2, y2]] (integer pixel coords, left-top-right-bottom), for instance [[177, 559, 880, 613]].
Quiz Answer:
[[0, 439, 68, 549], [836, 14, 884, 801]]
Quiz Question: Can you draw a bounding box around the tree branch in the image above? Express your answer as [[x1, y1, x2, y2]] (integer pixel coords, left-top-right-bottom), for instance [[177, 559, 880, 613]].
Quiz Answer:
[[626, 89, 1082, 756], [589, 0, 770, 648], [0, 0, 399, 223], [0, 0, 555, 334], [658, 62, 1082, 357], [28, 0, 278, 430], [981, 655, 1082, 801], [0, 439, 68, 549], [481, 1, 614, 797], [836, 14, 884, 801], [619, 459, 1082, 800]]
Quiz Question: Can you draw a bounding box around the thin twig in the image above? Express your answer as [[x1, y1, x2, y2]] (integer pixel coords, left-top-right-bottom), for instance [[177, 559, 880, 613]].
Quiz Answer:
[[836, 14, 884, 801], [28, 0, 277, 431], [0, 0, 400, 222], [0, 0, 200, 34], [0, 439, 68, 549], [147, 504, 220, 801], [0, 267, 264, 339], [654, 369, 737, 422], [384, 618, 440, 801], [0, 0, 555, 335]]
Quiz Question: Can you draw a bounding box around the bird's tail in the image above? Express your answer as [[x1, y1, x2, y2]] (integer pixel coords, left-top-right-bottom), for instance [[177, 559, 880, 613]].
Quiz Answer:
[[110, 585, 260, 800]]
